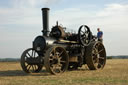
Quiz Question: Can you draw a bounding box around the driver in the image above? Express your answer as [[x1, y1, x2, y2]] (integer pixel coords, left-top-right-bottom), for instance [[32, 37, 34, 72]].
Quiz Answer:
[[97, 28, 103, 42]]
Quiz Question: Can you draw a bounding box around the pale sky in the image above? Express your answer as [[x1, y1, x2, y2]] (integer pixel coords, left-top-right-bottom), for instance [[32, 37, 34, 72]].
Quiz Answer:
[[0, 0, 128, 58]]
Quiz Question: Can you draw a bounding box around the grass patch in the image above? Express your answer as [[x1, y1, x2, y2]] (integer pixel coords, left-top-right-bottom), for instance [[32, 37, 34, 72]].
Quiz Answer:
[[0, 59, 128, 85], [73, 77, 128, 83]]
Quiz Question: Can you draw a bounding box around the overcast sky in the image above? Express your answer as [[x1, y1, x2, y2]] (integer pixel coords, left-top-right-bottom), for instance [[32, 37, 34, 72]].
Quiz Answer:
[[0, 0, 128, 58]]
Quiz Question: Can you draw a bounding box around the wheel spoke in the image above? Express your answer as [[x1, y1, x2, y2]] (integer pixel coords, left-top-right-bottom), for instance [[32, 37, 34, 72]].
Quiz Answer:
[[98, 49, 104, 53], [99, 57, 105, 60], [83, 33, 86, 37], [34, 65, 36, 71], [81, 31, 85, 34], [82, 36, 85, 39], [86, 40, 89, 43], [85, 34, 88, 38], [52, 64, 57, 71], [55, 65, 62, 73], [34, 65, 37, 71], [33, 50, 36, 58], [60, 60, 66, 63], [26, 64, 29, 68], [58, 51, 64, 57], [49, 58, 53, 61], [32, 50, 34, 57], [92, 48, 95, 55], [53, 48, 56, 56], [27, 52, 31, 58], [84, 27, 87, 31], [97, 43, 100, 47], [25, 55, 29, 60], [32, 65, 35, 72], [35, 65, 38, 70], [28, 65, 31, 71]]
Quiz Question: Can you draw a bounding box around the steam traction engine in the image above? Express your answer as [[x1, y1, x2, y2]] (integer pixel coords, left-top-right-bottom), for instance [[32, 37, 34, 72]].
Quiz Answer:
[[20, 8, 106, 75]]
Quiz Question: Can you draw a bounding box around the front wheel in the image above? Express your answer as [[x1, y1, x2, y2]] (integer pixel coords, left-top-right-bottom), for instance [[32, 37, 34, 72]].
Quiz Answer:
[[20, 48, 43, 73]]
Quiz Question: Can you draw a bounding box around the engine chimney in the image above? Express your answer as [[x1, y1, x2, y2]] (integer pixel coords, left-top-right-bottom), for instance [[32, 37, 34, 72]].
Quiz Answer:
[[41, 8, 50, 36]]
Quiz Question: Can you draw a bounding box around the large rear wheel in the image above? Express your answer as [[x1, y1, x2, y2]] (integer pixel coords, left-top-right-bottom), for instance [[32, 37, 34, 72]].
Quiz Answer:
[[44, 46, 69, 75], [85, 42, 106, 70]]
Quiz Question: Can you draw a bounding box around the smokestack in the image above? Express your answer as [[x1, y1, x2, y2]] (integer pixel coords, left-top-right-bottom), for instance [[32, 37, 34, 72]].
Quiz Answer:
[[41, 8, 50, 36]]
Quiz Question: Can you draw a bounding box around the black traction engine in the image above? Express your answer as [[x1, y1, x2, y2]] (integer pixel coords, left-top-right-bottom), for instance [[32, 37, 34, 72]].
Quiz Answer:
[[20, 8, 106, 75]]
